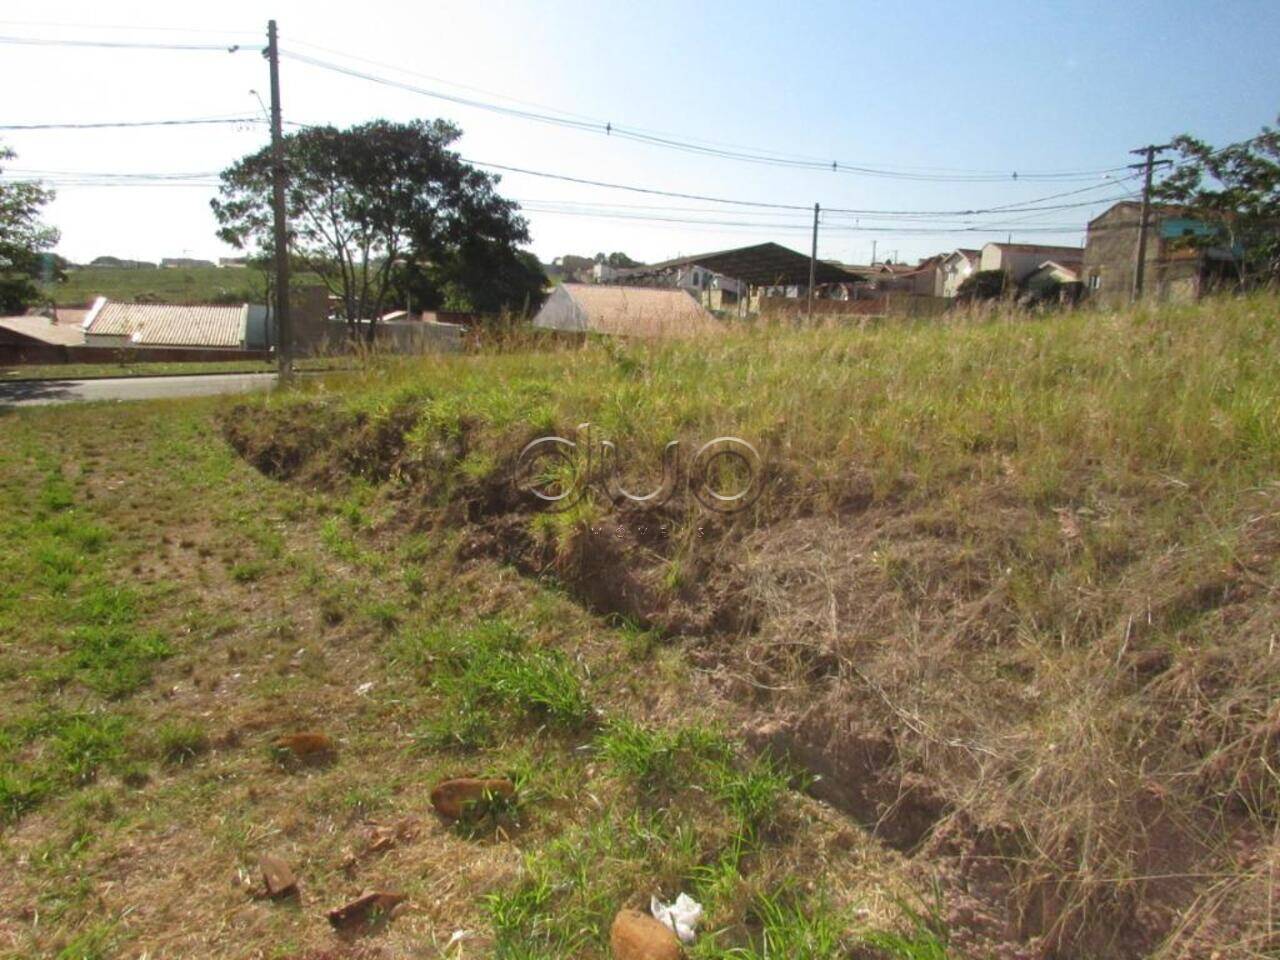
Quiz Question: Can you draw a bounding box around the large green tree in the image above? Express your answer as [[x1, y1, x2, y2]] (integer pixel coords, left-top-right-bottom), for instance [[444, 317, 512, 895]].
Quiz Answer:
[[0, 146, 59, 313], [1152, 115, 1280, 281], [211, 119, 543, 338]]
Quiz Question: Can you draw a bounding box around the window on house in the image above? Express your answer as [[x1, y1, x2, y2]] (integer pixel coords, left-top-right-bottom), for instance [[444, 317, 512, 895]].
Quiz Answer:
[[1089, 274, 1102, 291]]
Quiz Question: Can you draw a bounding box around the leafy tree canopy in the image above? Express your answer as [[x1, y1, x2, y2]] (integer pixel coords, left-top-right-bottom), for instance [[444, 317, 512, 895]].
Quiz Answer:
[[0, 146, 60, 313], [211, 119, 543, 336], [955, 269, 1007, 302], [1152, 115, 1280, 280], [551, 252, 642, 280]]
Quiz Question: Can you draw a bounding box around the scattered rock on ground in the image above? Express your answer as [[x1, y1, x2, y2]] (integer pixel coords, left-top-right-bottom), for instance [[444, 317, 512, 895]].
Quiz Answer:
[[366, 816, 421, 853], [273, 732, 336, 765], [429, 777, 515, 819], [327, 891, 407, 934], [260, 853, 298, 898], [610, 908, 682, 960]]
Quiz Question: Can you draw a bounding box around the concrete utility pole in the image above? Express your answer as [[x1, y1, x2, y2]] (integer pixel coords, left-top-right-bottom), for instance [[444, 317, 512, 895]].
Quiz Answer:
[[807, 202, 819, 322], [1129, 143, 1172, 302], [871, 240, 877, 265], [266, 20, 292, 378]]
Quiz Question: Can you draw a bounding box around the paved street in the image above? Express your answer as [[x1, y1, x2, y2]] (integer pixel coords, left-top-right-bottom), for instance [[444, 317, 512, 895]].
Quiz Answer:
[[0, 372, 279, 407]]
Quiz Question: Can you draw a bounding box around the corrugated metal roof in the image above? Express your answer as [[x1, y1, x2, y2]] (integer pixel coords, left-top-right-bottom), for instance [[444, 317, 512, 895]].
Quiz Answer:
[[0, 315, 87, 346], [85, 302, 247, 348], [628, 242, 856, 287], [535, 284, 722, 339]]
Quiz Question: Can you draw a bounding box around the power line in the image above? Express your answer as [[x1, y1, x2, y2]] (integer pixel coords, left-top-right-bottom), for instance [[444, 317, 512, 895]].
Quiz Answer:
[[279, 47, 1132, 184], [0, 19, 258, 35], [285, 36, 1134, 185], [3, 154, 1134, 223], [0, 116, 260, 131], [463, 158, 810, 211], [0, 34, 248, 51], [469, 157, 1138, 219]]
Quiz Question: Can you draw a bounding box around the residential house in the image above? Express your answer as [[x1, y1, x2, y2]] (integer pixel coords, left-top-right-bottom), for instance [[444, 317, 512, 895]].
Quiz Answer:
[[1080, 201, 1239, 305], [939, 249, 980, 298], [838, 258, 945, 298], [0, 314, 87, 348], [842, 262, 915, 292], [1022, 260, 1083, 303], [81, 298, 270, 350], [909, 254, 947, 297], [979, 242, 1083, 284], [532, 284, 722, 338], [591, 262, 623, 283]]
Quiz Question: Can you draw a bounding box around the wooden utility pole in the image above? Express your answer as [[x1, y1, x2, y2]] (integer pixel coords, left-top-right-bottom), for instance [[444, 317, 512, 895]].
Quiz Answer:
[[1129, 143, 1172, 302], [807, 202, 819, 322], [266, 20, 292, 378]]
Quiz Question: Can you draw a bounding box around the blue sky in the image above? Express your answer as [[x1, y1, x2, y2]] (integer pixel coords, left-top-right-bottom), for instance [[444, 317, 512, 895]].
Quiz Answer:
[[3, 0, 1278, 267]]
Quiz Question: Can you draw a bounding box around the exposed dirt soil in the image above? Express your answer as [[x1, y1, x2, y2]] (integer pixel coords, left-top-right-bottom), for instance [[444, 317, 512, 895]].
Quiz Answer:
[[221, 402, 1280, 960]]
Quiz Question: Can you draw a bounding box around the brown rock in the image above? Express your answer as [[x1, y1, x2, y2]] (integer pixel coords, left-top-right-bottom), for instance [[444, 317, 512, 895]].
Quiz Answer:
[[259, 853, 297, 898], [327, 890, 406, 932], [355, 816, 422, 862], [429, 777, 515, 819], [273, 732, 336, 764], [610, 908, 682, 960]]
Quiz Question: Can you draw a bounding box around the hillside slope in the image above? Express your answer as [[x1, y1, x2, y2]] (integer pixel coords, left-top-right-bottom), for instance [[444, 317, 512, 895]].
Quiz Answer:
[[226, 294, 1280, 957]]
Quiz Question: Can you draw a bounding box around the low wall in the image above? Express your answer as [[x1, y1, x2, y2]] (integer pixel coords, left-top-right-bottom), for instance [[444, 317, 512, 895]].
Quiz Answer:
[[759, 296, 889, 318], [373, 321, 464, 354], [0, 344, 271, 366], [759, 294, 950, 320]]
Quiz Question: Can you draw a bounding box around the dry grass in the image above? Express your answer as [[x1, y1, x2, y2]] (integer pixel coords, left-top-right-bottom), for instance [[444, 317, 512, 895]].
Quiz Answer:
[[216, 291, 1280, 957], [4, 292, 1278, 957], [0, 398, 918, 959]]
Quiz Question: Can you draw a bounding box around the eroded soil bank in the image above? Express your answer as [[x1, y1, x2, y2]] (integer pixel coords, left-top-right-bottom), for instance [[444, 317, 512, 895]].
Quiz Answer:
[[225, 396, 1280, 959]]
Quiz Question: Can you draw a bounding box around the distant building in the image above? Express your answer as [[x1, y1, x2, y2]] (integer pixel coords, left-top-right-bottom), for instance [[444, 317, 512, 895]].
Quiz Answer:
[[218, 257, 249, 268], [591, 262, 622, 283], [532, 284, 722, 338], [1022, 260, 1083, 303], [979, 242, 1083, 284], [160, 257, 216, 269], [939, 249, 981, 298], [81, 297, 269, 350], [909, 254, 947, 297], [88, 256, 156, 270], [0, 314, 87, 347], [1080, 201, 1240, 305]]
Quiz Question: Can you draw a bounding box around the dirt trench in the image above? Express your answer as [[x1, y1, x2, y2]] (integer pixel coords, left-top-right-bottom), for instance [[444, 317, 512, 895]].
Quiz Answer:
[[222, 405, 1278, 960]]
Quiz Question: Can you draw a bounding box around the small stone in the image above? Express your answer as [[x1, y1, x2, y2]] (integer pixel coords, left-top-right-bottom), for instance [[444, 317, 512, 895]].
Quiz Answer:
[[259, 853, 297, 898], [610, 908, 682, 960], [429, 777, 515, 819], [273, 732, 336, 765], [327, 890, 406, 932], [366, 816, 422, 855]]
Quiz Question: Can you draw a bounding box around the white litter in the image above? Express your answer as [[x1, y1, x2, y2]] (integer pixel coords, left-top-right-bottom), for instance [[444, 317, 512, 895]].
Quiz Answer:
[[446, 929, 475, 947], [354, 681, 375, 696], [650, 892, 702, 944]]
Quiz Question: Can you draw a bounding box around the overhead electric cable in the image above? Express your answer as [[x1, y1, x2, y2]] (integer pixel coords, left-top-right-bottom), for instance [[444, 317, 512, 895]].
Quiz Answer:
[[0, 34, 247, 51], [280, 47, 1134, 184]]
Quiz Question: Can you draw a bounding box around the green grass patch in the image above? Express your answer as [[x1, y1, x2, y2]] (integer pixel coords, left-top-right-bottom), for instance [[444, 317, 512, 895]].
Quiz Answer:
[[395, 617, 592, 734], [154, 720, 209, 766]]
